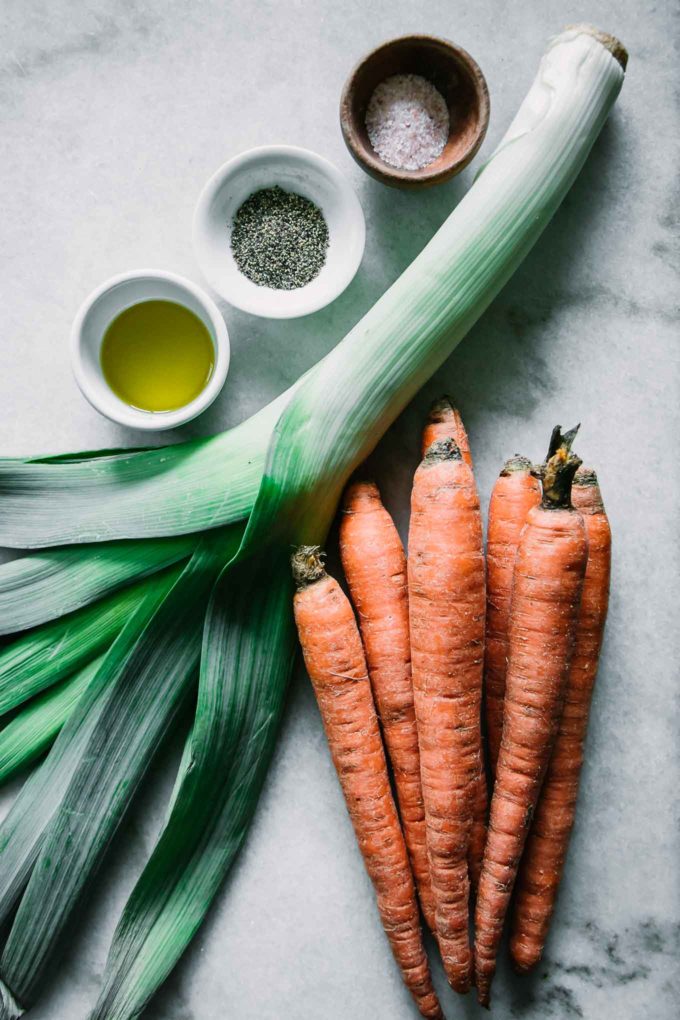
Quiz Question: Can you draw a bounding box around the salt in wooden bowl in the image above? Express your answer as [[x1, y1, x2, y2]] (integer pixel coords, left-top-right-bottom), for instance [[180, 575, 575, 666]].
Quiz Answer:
[[340, 35, 490, 190]]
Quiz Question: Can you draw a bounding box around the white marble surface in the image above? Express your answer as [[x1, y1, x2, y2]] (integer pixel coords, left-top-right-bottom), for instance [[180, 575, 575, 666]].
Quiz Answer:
[[1, 2, 679, 1018]]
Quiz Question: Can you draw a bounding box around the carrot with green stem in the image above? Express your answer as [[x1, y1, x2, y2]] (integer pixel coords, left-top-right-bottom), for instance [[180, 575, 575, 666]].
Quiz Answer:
[[510, 465, 611, 972], [409, 437, 486, 993], [291, 547, 443, 1020], [485, 456, 542, 775], [339, 479, 436, 932], [421, 399, 487, 892], [474, 426, 588, 1006]]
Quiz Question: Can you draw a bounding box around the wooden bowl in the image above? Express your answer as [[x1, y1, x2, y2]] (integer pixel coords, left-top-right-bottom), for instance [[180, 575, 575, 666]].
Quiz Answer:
[[340, 35, 490, 190]]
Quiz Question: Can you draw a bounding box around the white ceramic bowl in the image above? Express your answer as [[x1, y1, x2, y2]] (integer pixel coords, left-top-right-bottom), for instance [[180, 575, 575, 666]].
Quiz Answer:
[[193, 145, 366, 319], [71, 269, 230, 430]]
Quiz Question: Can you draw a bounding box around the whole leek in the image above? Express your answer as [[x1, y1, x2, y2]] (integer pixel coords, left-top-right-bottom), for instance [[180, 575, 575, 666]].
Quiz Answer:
[[92, 27, 625, 1020], [0, 27, 626, 1020]]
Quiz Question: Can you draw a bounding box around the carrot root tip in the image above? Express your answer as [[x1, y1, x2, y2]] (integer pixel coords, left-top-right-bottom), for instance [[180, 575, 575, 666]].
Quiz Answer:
[[511, 957, 536, 975]]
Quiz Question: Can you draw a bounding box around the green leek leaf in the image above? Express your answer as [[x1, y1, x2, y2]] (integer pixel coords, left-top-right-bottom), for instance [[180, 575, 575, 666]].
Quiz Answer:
[[0, 528, 242, 1015], [92, 552, 295, 1020], [0, 570, 176, 935], [0, 656, 104, 784], [0, 573, 163, 715], [0, 388, 293, 549], [0, 534, 195, 635]]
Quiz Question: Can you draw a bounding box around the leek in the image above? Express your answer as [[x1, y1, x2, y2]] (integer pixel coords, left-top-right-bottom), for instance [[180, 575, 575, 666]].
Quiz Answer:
[[84, 27, 626, 1020], [0, 656, 103, 783]]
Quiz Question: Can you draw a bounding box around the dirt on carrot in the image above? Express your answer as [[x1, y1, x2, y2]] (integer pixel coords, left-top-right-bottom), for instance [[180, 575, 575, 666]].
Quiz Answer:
[[509, 465, 611, 972], [408, 437, 486, 994], [474, 427, 588, 1007], [291, 546, 443, 1020], [340, 479, 436, 931], [484, 456, 542, 776]]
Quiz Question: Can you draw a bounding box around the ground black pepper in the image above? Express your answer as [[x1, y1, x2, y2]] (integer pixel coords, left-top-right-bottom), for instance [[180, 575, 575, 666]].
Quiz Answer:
[[230, 186, 329, 290]]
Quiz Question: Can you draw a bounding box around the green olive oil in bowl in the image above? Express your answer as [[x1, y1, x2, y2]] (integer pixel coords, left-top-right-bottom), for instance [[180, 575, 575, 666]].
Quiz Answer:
[[100, 300, 215, 413]]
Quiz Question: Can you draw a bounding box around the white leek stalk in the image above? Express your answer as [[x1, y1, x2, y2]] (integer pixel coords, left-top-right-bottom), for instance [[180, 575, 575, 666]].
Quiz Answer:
[[250, 26, 627, 546]]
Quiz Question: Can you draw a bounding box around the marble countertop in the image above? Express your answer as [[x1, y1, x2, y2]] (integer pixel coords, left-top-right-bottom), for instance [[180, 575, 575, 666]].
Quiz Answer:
[[1, 2, 678, 1018]]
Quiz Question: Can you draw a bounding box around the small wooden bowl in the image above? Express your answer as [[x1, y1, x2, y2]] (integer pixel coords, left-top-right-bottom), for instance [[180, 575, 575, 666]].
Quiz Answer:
[[340, 35, 490, 190]]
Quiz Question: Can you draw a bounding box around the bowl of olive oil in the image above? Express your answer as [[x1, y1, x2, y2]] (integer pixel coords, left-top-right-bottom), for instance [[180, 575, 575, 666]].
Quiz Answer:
[[71, 270, 230, 430]]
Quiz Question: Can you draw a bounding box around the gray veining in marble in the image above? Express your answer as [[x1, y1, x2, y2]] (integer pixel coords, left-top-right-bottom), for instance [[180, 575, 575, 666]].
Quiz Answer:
[[1, 1, 678, 1018]]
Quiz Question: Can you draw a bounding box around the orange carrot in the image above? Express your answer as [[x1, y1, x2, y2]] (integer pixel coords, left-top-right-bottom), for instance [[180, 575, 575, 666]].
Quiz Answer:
[[485, 456, 541, 775], [291, 547, 443, 1020], [421, 399, 487, 891], [421, 395, 474, 468], [408, 438, 485, 993], [339, 479, 436, 932], [474, 428, 588, 1006], [509, 466, 611, 972], [467, 756, 488, 894]]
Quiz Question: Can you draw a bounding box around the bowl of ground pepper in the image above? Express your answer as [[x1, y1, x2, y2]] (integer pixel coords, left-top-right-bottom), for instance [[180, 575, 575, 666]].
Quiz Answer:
[[193, 146, 365, 319]]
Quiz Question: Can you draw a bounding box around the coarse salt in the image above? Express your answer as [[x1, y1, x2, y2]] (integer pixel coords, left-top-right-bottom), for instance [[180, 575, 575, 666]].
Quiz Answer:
[[365, 73, 450, 172]]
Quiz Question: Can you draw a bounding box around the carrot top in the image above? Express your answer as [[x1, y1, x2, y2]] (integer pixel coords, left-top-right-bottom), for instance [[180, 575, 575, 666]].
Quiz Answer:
[[422, 396, 473, 467], [546, 423, 580, 459], [574, 466, 599, 487], [573, 466, 606, 514], [423, 436, 463, 463], [500, 454, 534, 475], [291, 545, 327, 588], [540, 426, 582, 508], [428, 395, 457, 420]]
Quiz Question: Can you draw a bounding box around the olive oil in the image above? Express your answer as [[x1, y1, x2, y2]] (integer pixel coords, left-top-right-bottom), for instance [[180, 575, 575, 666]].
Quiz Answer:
[[100, 300, 215, 413]]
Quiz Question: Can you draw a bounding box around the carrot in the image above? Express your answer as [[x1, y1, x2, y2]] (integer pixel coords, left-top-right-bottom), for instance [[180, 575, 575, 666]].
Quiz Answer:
[[509, 466, 611, 972], [467, 755, 488, 894], [291, 547, 443, 1020], [421, 399, 487, 891], [408, 437, 486, 993], [485, 456, 542, 775], [339, 479, 436, 932], [421, 395, 474, 467], [474, 427, 588, 1006]]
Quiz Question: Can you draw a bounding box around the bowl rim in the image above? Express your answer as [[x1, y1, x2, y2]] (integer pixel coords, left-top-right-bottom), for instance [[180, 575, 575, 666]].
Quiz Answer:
[[192, 144, 366, 319], [70, 268, 230, 431], [339, 33, 490, 189]]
